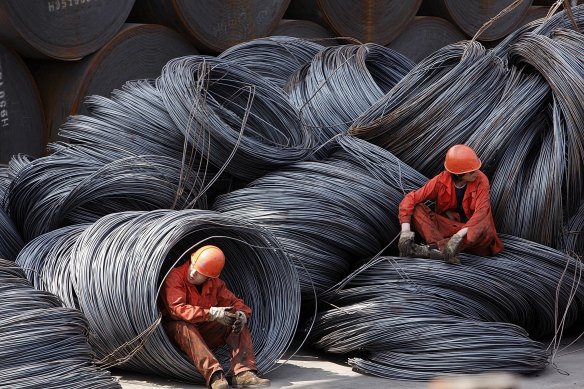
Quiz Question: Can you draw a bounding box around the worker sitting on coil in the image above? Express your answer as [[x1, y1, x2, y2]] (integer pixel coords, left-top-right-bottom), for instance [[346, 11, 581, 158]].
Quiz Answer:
[[397, 145, 504, 264], [160, 245, 270, 389]]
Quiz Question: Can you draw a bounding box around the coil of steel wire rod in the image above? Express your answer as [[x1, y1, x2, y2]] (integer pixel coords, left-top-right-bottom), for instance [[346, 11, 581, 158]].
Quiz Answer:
[[29, 23, 197, 142], [285, 44, 413, 148], [387, 16, 466, 63], [0, 43, 45, 163], [418, 0, 532, 41], [0, 0, 134, 59], [0, 165, 9, 201], [157, 55, 314, 181], [6, 151, 207, 242], [0, 259, 121, 388], [311, 234, 584, 379], [30, 209, 301, 383], [16, 224, 89, 308], [59, 80, 188, 162], [349, 41, 508, 176], [314, 0, 422, 45], [0, 207, 23, 261], [213, 135, 427, 296], [271, 20, 338, 46], [218, 36, 324, 89], [129, 0, 290, 53], [565, 201, 584, 256]]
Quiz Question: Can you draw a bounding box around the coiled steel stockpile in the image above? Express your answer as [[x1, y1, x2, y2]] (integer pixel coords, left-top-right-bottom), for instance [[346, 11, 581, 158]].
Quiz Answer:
[[218, 36, 324, 89], [0, 207, 22, 261], [349, 6, 584, 249], [157, 56, 314, 181], [286, 44, 413, 148], [16, 209, 300, 383], [213, 135, 427, 296], [0, 259, 121, 388], [311, 235, 584, 380], [6, 152, 207, 242]]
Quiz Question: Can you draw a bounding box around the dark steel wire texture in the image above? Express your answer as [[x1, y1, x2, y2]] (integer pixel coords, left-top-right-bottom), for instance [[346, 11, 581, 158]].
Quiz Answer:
[[0, 258, 121, 388], [16, 209, 301, 384]]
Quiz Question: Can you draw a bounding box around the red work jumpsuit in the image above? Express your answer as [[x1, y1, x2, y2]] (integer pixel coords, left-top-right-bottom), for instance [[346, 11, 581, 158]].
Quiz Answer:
[[160, 261, 256, 385], [398, 170, 504, 255]]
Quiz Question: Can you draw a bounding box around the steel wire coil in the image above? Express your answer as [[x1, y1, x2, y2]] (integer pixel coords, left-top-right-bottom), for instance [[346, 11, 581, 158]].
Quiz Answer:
[[213, 135, 426, 296], [285, 44, 414, 148], [0, 207, 24, 261], [349, 41, 508, 176], [16, 224, 90, 308], [59, 80, 188, 162], [14, 209, 301, 383], [218, 36, 325, 89], [6, 152, 207, 242], [310, 234, 583, 379], [508, 29, 584, 206], [0, 259, 120, 388], [565, 201, 584, 256], [157, 55, 314, 181]]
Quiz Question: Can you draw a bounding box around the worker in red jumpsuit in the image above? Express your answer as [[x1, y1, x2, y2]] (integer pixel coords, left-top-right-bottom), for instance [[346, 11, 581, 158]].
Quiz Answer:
[[398, 145, 504, 264], [160, 245, 270, 389]]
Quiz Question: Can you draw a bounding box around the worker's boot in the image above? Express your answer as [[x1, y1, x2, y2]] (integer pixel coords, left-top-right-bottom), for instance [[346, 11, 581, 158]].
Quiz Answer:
[[209, 371, 229, 389], [232, 370, 271, 387]]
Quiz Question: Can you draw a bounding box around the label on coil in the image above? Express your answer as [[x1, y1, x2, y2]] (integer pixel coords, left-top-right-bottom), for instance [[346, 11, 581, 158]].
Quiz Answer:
[[47, 0, 95, 13], [0, 61, 8, 128]]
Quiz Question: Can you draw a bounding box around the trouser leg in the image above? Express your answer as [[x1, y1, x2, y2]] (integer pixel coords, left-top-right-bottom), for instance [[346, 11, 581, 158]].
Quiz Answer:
[[163, 321, 223, 386]]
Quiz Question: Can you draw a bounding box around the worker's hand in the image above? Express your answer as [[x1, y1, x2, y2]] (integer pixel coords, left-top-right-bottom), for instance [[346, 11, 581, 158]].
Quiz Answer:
[[209, 306, 236, 326], [398, 230, 415, 257], [232, 311, 247, 334], [444, 234, 464, 264]]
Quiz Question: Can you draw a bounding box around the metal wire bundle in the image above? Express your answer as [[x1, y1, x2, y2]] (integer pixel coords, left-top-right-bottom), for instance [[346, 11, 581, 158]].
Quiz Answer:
[[218, 36, 325, 89], [311, 234, 584, 379], [157, 55, 314, 181], [565, 201, 584, 256], [6, 152, 207, 242], [15, 209, 302, 383], [0, 164, 9, 201], [0, 259, 121, 388], [213, 135, 427, 296], [285, 43, 414, 148], [349, 41, 510, 175], [16, 224, 89, 308], [0, 207, 24, 261], [59, 80, 188, 162]]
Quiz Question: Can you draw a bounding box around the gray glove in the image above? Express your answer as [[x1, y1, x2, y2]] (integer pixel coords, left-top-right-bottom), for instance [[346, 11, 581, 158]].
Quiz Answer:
[[209, 306, 236, 326], [398, 231, 415, 257], [444, 234, 463, 264], [232, 311, 247, 334]]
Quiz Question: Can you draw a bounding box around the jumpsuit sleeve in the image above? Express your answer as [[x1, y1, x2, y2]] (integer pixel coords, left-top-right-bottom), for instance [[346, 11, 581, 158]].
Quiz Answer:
[[463, 178, 493, 242], [216, 280, 252, 318], [162, 271, 210, 323], [398, 175, 440, 224]]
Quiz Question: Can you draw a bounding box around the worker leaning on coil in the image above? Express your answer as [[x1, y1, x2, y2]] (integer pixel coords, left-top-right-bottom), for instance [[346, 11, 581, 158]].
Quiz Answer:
[[159, 245, 270, 389], [397, 145, 504, 264]]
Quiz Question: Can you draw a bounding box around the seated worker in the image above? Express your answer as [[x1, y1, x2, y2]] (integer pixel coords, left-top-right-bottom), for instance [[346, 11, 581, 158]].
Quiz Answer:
[[397, 145, 504, 264], [160, 245, 270, 389]]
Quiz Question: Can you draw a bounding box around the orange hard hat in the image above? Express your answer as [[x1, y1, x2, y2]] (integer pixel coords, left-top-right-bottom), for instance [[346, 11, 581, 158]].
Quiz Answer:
[[444, 145, 482, 174], [190, 245, 225, 278]]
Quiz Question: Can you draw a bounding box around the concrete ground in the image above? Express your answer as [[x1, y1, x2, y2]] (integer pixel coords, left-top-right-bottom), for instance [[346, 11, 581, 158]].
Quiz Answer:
[[115, 336, 584, 389]]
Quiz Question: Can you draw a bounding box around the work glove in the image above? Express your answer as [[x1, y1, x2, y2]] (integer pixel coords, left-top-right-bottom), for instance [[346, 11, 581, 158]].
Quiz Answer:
[[232, 311, 247, 334], [444, 234, 464, 264], [398, 231, 415, 257], [209, 306, 236, 326]]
